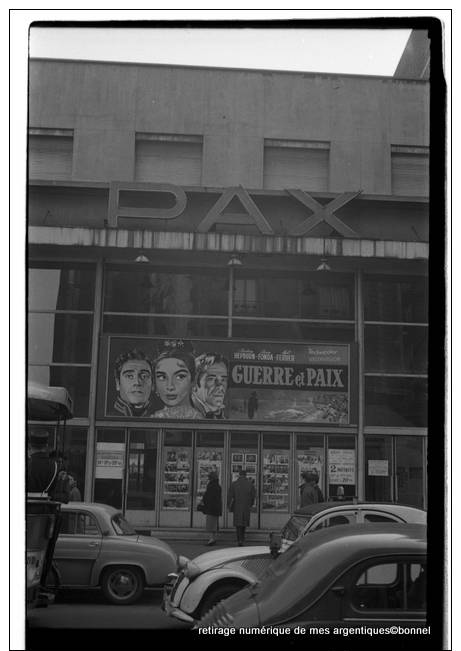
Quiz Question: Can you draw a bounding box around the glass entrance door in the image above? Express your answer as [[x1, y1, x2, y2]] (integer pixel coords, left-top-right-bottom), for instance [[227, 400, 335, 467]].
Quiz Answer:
[[365, 436, 393, 502], [260, 433, 290, 530], [159, 430, 193, 527], [296, 434, 325, 508], [229, 432, 259, 529], [192, 432, 225, 528], [125, 429, 158, 526], [395, 436, 424, 508], [94, 428, 126, 509]]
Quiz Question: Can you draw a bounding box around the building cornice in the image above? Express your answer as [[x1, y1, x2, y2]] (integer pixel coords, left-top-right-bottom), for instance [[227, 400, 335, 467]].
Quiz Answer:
[[29, 56, 429, 85]]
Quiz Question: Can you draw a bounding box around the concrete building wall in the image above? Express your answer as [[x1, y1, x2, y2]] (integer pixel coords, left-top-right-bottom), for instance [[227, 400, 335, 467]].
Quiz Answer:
[[29, 59, 429, 193]]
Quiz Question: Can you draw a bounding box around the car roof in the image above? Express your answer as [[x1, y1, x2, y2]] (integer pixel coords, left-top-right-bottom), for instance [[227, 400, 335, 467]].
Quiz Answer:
[[256, 523, 427, 613], [294, 522, 426, 555], [60, 501, 120, 516], [292, 501, 426, 517]]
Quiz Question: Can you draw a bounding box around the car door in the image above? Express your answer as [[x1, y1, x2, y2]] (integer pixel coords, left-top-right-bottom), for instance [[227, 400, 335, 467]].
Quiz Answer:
[[53, 509, 103, 586], [337, 556, 426, 626]]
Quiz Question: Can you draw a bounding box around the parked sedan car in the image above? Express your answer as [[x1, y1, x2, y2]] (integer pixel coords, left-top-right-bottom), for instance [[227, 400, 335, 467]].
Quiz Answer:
[[277, 500, 427, 553], [199, 523, 427, 630], [163, 501, 426, 622], [50, 502, 179, 604]]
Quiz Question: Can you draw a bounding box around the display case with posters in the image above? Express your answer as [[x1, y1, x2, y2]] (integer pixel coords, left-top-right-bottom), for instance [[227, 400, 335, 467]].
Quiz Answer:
[[162, 447, 191, 510], [262, 450, 289, 512], [328, 447, 356, 499], [196, 450, 223, 504]]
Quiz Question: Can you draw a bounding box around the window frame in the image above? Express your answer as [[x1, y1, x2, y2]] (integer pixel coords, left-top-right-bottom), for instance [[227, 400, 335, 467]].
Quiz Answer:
[[60, 510, 102, 537], [344, 555, 427, 615]]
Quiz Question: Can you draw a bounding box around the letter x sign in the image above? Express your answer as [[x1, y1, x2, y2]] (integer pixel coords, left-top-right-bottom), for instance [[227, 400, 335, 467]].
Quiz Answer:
[[287, 189, 361, 237]]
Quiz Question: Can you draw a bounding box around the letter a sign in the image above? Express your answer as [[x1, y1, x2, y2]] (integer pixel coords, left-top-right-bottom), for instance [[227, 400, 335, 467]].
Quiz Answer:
[[197, 186, 274, 234]]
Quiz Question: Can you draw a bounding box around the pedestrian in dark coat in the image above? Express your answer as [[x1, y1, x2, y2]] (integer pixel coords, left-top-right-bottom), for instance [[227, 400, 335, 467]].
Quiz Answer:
[[227, 469, 256, 545], [299, 471, 320, 507], [27, 431, 58, 497], [313, 471, 324, 502], [202, 471, 222, 545]]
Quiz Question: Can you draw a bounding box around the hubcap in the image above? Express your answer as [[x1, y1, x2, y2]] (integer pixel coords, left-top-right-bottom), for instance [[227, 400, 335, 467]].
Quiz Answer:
[[109, 570, 137, 598]]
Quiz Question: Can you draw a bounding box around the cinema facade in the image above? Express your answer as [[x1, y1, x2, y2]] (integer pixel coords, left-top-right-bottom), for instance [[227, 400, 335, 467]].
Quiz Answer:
[[27, 57, 429, 531]]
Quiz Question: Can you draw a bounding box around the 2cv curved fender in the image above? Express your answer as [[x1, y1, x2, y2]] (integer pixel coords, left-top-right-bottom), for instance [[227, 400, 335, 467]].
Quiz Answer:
[[180, 565, 256, 614]]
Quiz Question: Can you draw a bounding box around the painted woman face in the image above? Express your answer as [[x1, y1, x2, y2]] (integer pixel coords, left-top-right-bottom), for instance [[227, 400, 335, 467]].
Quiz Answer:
[[155, 357, 192, 408]]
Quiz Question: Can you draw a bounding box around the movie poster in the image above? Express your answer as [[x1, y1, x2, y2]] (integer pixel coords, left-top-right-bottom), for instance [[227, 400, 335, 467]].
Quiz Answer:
[[101, 336, 350, 424], [328, 448, 356, 485]]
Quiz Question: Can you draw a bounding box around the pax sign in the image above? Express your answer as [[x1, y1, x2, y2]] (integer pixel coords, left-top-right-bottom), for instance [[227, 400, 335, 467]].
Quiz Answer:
[[108, 182, 360, 237]]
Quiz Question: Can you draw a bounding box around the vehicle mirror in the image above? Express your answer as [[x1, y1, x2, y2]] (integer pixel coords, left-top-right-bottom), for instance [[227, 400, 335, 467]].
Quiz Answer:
[[101, 529, 110, 537], [331, 585, 345, 597]]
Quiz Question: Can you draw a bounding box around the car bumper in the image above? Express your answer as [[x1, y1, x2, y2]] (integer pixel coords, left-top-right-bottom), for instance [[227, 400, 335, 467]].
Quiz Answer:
[[162, 581, 195, 624]]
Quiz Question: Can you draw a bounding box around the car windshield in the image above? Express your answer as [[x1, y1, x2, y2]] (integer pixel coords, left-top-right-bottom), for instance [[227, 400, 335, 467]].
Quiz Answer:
[[281, 514, 312, 541], [111, 513, 137, 535]]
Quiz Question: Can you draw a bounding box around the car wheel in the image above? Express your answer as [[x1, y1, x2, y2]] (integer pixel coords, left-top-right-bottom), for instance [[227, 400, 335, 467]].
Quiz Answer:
[[198, 582, 246, 618], [101, 566, 144, 605]]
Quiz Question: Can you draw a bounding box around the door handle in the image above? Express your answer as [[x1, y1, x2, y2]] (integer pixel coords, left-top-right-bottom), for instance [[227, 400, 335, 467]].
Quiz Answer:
[[88, 541, 100, 547]]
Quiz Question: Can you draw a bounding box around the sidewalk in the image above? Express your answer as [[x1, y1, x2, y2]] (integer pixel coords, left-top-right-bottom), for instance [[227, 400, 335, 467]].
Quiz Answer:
[[139, 527, 271, 544], [168, 538, 268, 560]]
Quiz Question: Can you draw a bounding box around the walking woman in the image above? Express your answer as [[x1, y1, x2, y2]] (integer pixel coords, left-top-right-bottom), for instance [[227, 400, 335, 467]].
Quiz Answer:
[[202, 471, 222, 546]]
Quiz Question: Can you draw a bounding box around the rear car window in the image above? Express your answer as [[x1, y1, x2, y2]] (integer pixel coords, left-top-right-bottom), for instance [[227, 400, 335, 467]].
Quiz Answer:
[[111, 513, 137, 535], [364, 513, 400, 523], [310, 512, 356, 531]]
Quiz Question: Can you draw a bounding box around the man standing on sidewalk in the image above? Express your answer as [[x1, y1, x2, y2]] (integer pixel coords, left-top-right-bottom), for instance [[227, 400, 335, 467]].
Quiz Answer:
[[228, 469, 255, 546], [27, 430, 58, 497]]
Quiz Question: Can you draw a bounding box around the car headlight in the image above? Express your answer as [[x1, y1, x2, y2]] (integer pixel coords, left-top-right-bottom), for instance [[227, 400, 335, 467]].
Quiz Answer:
[[184, 560, 201, 579]]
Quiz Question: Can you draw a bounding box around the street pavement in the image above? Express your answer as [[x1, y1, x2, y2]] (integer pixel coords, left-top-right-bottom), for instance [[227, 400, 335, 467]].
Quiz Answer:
[[27, 588, 187, 629], [27, 538, 266, 636]]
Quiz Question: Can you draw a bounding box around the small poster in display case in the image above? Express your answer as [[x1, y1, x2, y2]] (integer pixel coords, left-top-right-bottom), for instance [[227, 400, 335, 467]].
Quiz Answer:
[[231, 450, 258, 483]]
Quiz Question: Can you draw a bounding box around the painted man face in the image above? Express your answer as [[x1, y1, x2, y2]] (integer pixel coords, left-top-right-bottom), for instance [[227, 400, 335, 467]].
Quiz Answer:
[[200, 361, 228, 410], [155, 358, 192, 408], [116, 359, 153, 405]]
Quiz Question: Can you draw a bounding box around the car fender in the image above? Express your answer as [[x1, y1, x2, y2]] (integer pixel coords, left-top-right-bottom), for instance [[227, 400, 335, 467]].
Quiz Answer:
[[91, 539, 176, 587], [179, 566, 255, 615]]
